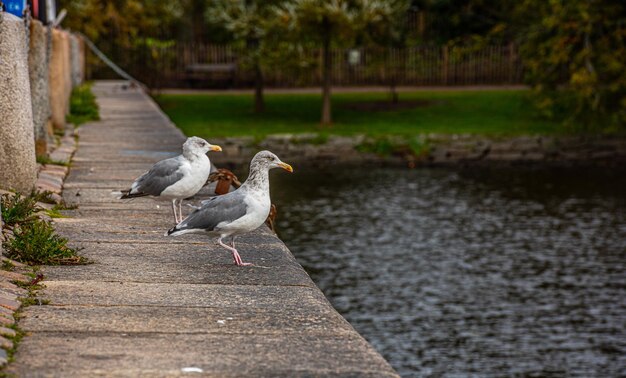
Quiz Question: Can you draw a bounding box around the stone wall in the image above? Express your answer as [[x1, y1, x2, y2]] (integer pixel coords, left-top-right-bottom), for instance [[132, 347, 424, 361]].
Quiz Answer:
[[0, 12, 84, 193], [208, 133, 626, 169], [29, 20, 52, 157], [0, 13, 38, 193], [70, 34, 84, 87], [48, 28, 71, 131], [61, 32, 72, 115]]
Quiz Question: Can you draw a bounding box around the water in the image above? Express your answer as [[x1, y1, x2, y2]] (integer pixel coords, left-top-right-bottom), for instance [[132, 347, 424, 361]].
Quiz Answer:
[[270, 166, 626, 377]]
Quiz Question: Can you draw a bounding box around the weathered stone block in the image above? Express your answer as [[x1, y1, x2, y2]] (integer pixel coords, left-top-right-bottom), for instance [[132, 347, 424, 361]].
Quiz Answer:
[[70, 34, 83, 87], [62, 32, 72, 113], [0, 13, 38, 193], [0, 291, 17, 302], [0, 307, 13, 318], [29, 20, 52, 157], [48, 28, 70, 130], [0, 348, 7, 365], [78, 36, 86, 84], [0, 270, 29, 284], [0, 327, 16, 338], [0, 336, 12, 350], [0, 297, 20, 312]]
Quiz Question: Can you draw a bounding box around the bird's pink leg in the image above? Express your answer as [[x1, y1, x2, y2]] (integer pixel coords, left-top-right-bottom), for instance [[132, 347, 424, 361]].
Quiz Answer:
[[218, 237, 252, 266], [178, 199, 184, 221], [229, 237, 243, 264], [171, 199, 179, 223]]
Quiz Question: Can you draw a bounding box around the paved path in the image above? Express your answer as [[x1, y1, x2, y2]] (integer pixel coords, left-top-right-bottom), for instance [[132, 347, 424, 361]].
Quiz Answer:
[[10, 82, 398, 377]]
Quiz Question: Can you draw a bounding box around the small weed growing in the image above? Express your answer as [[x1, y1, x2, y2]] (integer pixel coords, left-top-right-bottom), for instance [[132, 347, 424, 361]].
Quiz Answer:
[[1, 259, 14, 271], [408, 137, 431, 157], [31, 190, 77, 211], [357, 136, 433, 158], [45, 207, 66, 219], [67, 83, 100, 126], [4, 274, 49, 365], [30, 190, 57, 204], [0, 193, 39, 226], [3, 219, 87, 265], [356, 137, 396, 156]]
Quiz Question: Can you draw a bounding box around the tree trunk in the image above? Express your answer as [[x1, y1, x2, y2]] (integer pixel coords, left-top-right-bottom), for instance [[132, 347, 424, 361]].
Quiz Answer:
[[254, 62, 265, 113], [248, 37, 264, 113], [390, 79, 399, 104], [321, 32, 332, 126]]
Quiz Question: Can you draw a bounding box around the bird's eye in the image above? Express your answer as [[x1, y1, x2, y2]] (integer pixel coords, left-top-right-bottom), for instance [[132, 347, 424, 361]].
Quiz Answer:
[[270, 156, 275, 161]]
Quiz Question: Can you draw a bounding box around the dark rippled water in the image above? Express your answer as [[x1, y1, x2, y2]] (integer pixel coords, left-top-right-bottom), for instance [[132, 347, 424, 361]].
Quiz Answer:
[[270, 166, 626, 377]]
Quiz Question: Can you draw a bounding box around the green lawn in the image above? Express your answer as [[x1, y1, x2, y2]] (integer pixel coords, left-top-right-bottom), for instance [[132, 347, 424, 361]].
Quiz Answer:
[[154, 90, 563, 139]]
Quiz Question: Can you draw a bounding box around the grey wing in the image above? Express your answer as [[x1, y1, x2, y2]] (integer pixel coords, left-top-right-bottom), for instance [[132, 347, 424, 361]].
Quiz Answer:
[[133, 156, 185, 196], [176, 192, 248, 232]]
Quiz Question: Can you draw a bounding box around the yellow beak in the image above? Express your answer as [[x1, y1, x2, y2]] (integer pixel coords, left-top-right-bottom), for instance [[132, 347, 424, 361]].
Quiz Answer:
[[210, 145, 222, 152], [279, 162, 293, 173]]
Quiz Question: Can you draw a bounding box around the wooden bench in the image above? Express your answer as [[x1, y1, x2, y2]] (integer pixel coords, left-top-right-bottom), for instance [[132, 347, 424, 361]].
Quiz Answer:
[[185, 63, 237, 88]]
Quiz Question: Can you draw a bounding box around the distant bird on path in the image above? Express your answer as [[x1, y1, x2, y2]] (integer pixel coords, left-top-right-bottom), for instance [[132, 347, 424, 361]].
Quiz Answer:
[[119, 136, 222, 223], [166, 151, 293, 266]]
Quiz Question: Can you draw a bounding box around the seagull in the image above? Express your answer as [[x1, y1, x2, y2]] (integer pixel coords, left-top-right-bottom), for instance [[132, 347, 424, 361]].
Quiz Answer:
[[120, 136, 222, 223], [166, 151, 293, 266]]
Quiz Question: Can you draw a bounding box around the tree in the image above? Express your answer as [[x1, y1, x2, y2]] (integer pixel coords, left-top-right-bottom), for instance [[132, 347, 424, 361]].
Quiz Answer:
[[58, 0, 186, 50], [206, 0, 283, 113], [355, 0, 410, 103], [274, 0, 357, 125], [513, 0, 626, 129], [409, 0, 625, 129], [408, 0, 518, 44], [275, 0, 405, 125]]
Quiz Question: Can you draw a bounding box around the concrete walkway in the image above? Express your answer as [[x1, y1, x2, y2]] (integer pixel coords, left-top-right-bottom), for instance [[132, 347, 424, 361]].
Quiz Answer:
[[10, 82, 398, 377]]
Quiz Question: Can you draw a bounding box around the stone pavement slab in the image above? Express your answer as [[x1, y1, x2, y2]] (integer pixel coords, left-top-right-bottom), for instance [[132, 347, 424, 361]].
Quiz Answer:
[[22, 304, 352, 335], [8, 81, 398, 377], [15, 333, 395, 377]]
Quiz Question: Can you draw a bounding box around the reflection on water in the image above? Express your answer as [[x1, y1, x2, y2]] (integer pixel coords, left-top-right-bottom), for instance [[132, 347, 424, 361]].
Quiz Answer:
[[270, 166, 626, 377]]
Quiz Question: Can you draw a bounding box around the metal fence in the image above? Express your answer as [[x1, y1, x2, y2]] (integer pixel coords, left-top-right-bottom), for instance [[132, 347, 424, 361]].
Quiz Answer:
[[86, 43, 523, 89]]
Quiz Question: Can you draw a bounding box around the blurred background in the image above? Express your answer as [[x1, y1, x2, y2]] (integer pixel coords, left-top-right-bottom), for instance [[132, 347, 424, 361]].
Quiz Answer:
[[62, 0, 625, 130]]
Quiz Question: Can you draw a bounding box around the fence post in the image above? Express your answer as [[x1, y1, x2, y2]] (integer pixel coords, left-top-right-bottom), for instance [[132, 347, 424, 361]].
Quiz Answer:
[[508, 42, 516, 84], [442, 45, 449, 85]]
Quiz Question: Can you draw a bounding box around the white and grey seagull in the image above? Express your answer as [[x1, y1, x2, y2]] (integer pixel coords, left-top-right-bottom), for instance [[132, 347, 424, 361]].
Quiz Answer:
[[166, 151, 293, 266], [120, 136, 222, 223]]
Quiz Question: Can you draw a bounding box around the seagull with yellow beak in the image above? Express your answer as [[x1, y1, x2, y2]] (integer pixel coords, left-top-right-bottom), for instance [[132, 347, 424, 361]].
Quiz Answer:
[[120, 136, 222, 223], [167, 151, 293, 266]]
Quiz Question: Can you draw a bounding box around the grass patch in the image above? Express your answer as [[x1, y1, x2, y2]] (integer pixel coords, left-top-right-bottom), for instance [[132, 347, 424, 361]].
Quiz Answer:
[[3, 274, 48, 366], [1, 193, 39, 225], [67, 82, 100, 126], [154, 90, 567, 139], [1, 192, 87, 265], [354, 136, 429, 158], [45, 206, 67, 219], [1, 259, 15, 271], [30, 190, 58, 205], [3, 220, 86, 265], [408, 137, 431, 157], [1, 191, 74, 224], [356, 137, 397, 156], [31, 190, 78, 211]]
